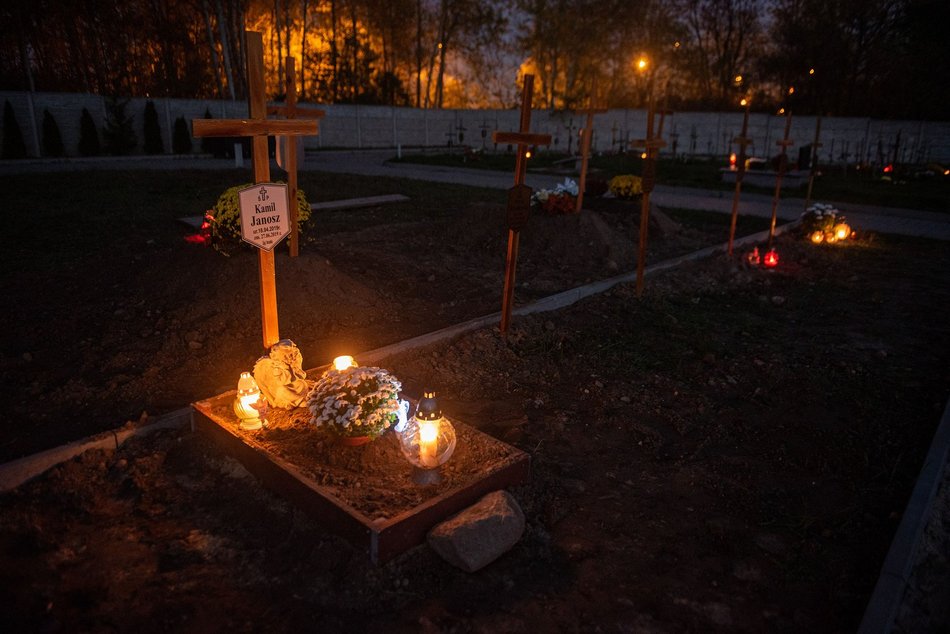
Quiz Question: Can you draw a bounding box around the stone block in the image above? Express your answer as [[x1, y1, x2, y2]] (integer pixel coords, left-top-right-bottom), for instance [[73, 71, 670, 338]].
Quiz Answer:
[[427, 490, 525, 572]]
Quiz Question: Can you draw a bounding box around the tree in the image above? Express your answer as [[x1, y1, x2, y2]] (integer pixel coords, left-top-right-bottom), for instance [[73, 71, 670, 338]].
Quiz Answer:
[[2, 100, 27, 159], [143, 101, 164, 154], [172, 116, 192, 154], [78, 108, 101, 156], [102, 97, 137, 155], [42, 109, 64, 157], [677, 0, 765, 109]]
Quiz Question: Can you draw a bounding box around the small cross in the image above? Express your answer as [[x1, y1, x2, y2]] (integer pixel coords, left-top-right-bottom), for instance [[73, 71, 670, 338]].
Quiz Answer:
[[727, 100, 754, 255], [572, 102, 607, 212], [267, 57, 324, 257], [768, 111, 795, 246], [629, 102, 668, 297], [491, 74, 552, 336]]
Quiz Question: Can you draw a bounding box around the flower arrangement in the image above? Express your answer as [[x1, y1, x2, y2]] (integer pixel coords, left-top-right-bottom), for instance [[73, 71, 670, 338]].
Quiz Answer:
[[608, 174, 643, 200], [532, 178, 579, 215], [306, 365, 405, 441], [802, 202, 852, 244], [207, 182, 311, 254]]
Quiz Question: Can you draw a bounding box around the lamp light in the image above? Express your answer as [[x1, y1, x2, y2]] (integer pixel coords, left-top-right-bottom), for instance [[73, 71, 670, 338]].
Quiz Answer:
[[397, 390, 457, 485], [234, 372, 265, 430], [833, 222, 851, 240], [763, 249, 779, 268], [810, 230, 824, 244]]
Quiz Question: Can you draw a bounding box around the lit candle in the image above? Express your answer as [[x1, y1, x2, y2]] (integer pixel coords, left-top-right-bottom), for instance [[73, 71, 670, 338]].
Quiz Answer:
[[834, 223, 851, 240], [763, 249, 779, 267], [419, 420, 440, 468], [234, 372, 263, 430], [333, 355, 355, 371], [810, 231, 824, 244]]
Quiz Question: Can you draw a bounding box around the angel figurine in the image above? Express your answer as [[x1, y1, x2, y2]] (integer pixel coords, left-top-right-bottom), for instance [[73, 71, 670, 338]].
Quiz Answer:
[[253, 339, 309, 409]]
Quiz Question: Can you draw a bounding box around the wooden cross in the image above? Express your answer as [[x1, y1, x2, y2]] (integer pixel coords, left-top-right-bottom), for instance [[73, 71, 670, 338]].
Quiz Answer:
[[768, 111, 794, 247], [727, 100, 754, 256], [802, 115, 823, 214], [192, 31, 318, 350], [491, 74, 552, 336], [267, 57, 325, 258], [572, 102, 607, 212], [630, 101, 667, 298]]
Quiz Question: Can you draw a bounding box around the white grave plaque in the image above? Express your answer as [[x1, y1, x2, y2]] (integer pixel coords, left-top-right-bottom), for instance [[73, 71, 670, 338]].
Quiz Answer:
[[238, 183, 290, 251]]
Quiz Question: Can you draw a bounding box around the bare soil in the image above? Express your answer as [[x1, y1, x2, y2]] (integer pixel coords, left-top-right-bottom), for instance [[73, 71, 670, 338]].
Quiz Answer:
[[1, 176, 949, 632]]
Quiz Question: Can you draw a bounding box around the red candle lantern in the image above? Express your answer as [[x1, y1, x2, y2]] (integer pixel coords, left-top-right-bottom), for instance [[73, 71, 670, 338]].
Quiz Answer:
[[746, 246, 761, 265], [763, 249, 779, 268]]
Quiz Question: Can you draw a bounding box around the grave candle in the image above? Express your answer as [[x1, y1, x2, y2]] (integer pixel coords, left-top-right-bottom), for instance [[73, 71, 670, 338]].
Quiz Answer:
[[234, 372, 264, 430], [764, 249, 779, 268], [333, 355, 355, 371], [419, 419, 440, 468]]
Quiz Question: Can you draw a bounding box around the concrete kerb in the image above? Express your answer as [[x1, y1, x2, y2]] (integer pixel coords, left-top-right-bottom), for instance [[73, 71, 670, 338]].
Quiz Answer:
[[858, 396, 950, 633], [0, 220, 795, 489], [0, 408, 193, 492]]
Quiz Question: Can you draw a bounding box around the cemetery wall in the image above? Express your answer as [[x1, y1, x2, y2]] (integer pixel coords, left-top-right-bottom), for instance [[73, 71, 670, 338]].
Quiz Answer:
[[2, 91, 949, 164]]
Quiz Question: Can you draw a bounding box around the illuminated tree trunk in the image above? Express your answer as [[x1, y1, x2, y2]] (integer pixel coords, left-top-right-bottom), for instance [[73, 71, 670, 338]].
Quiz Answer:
[[330, 0, 338, 102], [415, 0, 422, 107], [300, 0, 308, 99], [202, 0, 226, 98], [274, 0, 284, 94], [215, 0, 236, 99]]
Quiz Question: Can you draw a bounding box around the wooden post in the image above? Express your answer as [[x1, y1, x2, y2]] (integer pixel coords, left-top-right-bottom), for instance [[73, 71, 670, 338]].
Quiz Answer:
[[768, 112, 795, 248], [802, 115, 823, 215], [727, 100, 754, 256], [192, 32, 318, 350], [573, 103, 607, 212], [491, 75, 552, 336], [268, 57, 325, 258], [630, 100, 667, 298]]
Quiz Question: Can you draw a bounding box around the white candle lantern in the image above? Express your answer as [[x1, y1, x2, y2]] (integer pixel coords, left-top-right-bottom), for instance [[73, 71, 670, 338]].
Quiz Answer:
[[233, 371, 265, 430], [397, 391, 456, 485]]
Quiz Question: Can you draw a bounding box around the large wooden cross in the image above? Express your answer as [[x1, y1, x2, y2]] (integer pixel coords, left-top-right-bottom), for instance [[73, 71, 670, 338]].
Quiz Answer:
[[192, 32, 318, 350], [768, 111, 794, 248], [267, 56, 325, 257], [727, 99, 754, 255], [491, 74, 552, 336], [630, 101, 667, 298], [573, 102, 607, 212]]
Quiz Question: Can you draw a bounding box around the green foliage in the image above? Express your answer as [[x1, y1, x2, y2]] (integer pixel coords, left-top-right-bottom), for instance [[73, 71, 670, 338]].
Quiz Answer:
[[143, 100, 163, 154], [78, 108, 101, 156], [102, 97, 137, 155], [208, 182, 311, 254], [172, 116, 191, 154], [42, 109, 64, 157], [2, 100, 27, 159]]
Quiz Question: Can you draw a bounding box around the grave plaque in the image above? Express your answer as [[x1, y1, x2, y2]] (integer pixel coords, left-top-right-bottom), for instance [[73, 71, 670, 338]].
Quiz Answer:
[[506, 184, 531, 231], [238, 183, 290, 251]]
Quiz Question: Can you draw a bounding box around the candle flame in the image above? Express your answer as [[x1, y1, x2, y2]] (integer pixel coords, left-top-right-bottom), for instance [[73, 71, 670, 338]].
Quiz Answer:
[[333, 355, 355, 371], [419, 421, 438, 443]]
